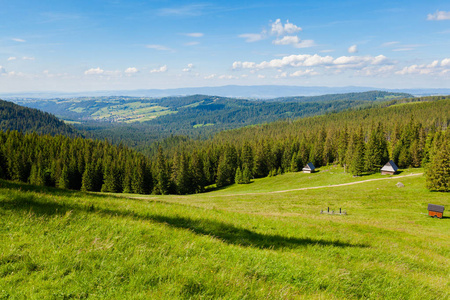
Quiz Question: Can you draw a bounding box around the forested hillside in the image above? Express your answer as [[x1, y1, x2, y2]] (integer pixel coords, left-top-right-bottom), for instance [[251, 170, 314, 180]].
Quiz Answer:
[[2, 96, 449, 195], [271, 90, 411, 102], [0, 99, 79, 137], [12, 91, 410, 147]]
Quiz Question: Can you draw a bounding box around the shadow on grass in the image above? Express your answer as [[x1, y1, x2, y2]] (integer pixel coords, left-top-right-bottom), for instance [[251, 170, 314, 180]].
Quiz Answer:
[[1, 192, 368, 250], [0, 179, 115, 200]]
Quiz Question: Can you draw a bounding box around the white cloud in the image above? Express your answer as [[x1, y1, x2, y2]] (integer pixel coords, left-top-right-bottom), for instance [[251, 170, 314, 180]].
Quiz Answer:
[[357, 65, 395, 76], [381, 41, 400, 47], [272, 36, 316, 48], [395, 59, 450, 75], [232, 53, 392, 77], [146, 44, 174, 52], [290, 69, 319, 77], [257, 74, 265, 79], [185, 32, 204, 37], [270, 19, 302, 36], [275, 72, 287, 78], [427, 10, 450, 21], [158, 4, 209, 17], [204, 74, 216, 79], [238, 19, 312, 48], [233, 54, 334, 70], [84, 67, 104, 75], [238, 33, 266, 43], [125, 67, 138, 74], [150, 65, 168, 73], [0, 66, 6, 74], [184, 41, 199, 46], [12, 38, 26, 42], [320, 49, 335, 53], [7, 57, 16, 61], [218, 74, 239, 79], [441, 58, 450, 66], [22, 56, 35, 60], [332, 55, 388, 68], [392, 48, 414, 52], [348, 45, 358, 53], [183, 63, 194, 72]]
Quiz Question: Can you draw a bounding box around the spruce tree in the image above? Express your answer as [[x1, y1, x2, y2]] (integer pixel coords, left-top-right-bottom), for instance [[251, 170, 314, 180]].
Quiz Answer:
[[350, 128, 366, 176], [81, 163, 96, 192], [235, 167, 243, 184], [59, 165, 70, 189], [426, 134, 450, 192], [242, 166, 252, 184], [154, 146, 170, 194]]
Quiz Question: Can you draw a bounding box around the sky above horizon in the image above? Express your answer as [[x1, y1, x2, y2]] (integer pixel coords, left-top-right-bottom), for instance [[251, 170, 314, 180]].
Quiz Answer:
[[1, 0, 450, 93]]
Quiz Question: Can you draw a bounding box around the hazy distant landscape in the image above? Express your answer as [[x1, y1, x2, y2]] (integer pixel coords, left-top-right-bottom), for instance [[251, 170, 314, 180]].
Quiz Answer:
[[3, 85, 450, 99]]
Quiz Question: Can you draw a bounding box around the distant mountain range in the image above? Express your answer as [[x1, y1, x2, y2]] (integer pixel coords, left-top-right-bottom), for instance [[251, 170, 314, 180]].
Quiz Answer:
[[2, 85, 450, 99]]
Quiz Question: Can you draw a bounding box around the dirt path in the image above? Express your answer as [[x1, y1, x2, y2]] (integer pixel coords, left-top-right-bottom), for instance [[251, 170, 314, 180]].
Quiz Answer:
[[210, 173, 423, 197]]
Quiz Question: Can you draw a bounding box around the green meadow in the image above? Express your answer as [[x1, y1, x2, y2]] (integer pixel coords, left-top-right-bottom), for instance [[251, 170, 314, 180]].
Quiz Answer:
[[1, 167, 449, 299]]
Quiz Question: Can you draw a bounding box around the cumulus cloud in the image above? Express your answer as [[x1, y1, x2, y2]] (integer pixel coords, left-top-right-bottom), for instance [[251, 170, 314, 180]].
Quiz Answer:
[[22, 56, 35, 60], [270, 19, 302, 36], [272, 36, 315, 48], [146, 44, 174, 52], [239, 19, 307, 46], [396, 58, 450, 75], [12, 38, 26, 42], [218, 74, 239, 79], [348, 45, 358, 53], [84, 67, 104, 75], [275, 72, 288, 78], [238, 33, 266, 42], [185, 32, 204, 37], [333, 55, 388, 68], [150, 65, 168, 73], [427, 10, 450, 21], [204, 74, 216, 79], [7, 57, 16, 61], [182, 63, 194, 72], [257, 74, 266, 79], [232, 53, 386, 70], [290, 69, 319, 77], [441, 58, 450, 66], [125, 67, 138, 75]]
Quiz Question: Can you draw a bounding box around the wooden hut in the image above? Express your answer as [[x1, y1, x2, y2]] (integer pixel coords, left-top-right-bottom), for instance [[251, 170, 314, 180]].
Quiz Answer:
[[380, 160, 398, 175], [302, 162, 316, 173], [428, 204, 445, 219]]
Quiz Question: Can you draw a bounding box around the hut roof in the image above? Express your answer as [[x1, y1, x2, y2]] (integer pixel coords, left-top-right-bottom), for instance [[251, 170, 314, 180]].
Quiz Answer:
[[302, 162, 315, 171], [381, 160, 398, 172], [428, 204, 445, 213]]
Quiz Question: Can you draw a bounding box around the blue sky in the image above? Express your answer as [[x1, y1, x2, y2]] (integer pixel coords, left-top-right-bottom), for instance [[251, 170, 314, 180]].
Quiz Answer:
[[1, 0, 450, 92]]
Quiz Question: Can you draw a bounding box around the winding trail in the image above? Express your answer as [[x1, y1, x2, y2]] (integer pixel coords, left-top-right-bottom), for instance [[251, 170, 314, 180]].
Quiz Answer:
[[209, 173, 423, 197]]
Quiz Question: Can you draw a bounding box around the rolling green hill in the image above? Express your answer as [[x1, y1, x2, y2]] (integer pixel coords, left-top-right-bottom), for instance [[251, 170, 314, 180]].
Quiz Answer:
[[1, 166, 448, 299], [11, 91, 411, 146], [0, 99, 79, 137]]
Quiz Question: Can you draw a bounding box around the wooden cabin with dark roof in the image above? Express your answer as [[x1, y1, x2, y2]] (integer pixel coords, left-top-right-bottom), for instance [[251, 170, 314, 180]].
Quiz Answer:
[[302, 162, 316, 173], [380, 160, 398, 175]]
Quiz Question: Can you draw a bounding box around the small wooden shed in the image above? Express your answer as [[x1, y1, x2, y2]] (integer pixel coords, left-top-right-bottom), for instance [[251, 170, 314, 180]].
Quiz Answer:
[[428, 204, 445, 219], [380, 160, 398, 175], [302, 162, 316, 173]]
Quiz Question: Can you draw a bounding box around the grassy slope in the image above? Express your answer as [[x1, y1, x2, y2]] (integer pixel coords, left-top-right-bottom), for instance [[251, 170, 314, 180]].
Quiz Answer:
[[1, 167, 449, 299]]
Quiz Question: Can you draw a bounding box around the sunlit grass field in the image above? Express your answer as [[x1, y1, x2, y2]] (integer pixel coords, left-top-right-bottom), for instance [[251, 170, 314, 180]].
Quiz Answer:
[[1, 167, 449, 299]]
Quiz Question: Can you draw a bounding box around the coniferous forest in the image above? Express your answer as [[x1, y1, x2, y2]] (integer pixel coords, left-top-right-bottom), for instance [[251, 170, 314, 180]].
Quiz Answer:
[[1, 96, 449, 194]]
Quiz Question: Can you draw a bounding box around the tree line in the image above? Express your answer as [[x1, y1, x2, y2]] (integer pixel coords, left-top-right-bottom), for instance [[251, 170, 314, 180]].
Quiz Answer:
[[1, 97, 449, 194]]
